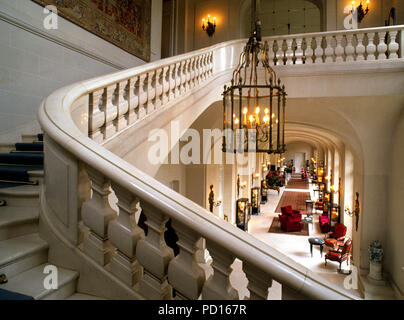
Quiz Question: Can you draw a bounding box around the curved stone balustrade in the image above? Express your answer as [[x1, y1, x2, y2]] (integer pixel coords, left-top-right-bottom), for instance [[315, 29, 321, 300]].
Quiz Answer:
[[263, 26, 403, 66], [38, 26, 404, 301]]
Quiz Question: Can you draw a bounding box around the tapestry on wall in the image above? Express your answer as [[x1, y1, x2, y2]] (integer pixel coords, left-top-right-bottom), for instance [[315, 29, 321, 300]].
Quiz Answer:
[[32, 0, 151, 61]]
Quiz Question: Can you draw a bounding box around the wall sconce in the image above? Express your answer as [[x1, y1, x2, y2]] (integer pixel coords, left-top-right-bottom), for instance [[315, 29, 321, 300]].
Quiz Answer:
[[352, 0, 370, 23], [202, 14, 216, 36], [344, 192, 360, 231]]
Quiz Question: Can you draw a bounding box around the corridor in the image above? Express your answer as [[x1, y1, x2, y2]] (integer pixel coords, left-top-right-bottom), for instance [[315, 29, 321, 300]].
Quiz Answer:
[[246, 175, 362, 299]]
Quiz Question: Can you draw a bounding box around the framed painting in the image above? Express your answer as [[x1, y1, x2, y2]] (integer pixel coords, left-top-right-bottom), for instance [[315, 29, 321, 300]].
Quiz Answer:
[[33, 0, 151, 61]]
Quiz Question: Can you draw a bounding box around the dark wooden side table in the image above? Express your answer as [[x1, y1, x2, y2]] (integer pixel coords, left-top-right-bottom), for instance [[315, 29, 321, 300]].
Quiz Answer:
[[308, 237, 325, 257]]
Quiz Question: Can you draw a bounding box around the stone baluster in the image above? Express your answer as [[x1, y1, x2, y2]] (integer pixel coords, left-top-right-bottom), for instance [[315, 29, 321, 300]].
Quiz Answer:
[[201, 240, 238, 300], [285, 38, 294, 65], [377, 31, 388, 60], [388, 30, 399, 59], [184, 59, 191, 92], [128, 76, 139, 125], [167, 220, 205, 300], [180, 60, 187, 94], [324, 35, 334, 63], [335, 34, 345, 63], [115, 80, 129, 132], [304, 38, 314, 64], [356, 33, 366, 61], [169, 64, 176, 101], [189, 57, 195, 89], [155, 68, 163, 110], [273, 40, 279, 65], [314, 36, 324, 63], [138, 73, 147, 119], [82, 166, 117, 265], [194, 56, 201, 85], [88, 88, 105, 143], [345, 33, 355, 62], [103, 84, 118, 139], [294, 38, 303, 65], [208, 52, 214, 77], [267, 40, 275, 66], [175, 62, 181, 98], [136, 202, 174, 299], [242, 262, 273, 300], [200, 54, 206, 81], [108, 184, 144, 286], [162, 66, 170, 105], [366, 32, 377, 61], [280, 39, 287, 65], [206, 53, 212, 78], [200, 55, 206, 81], [147, 70, 156, 114]]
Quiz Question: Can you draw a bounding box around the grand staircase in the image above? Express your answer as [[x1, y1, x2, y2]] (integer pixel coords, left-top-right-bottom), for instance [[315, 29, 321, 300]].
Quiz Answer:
[[0, 134, 103, 300]]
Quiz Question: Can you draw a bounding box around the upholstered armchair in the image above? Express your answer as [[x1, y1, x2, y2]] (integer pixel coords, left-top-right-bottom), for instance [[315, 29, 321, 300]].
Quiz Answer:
[[280, 205, 302, 220], [324, 223, 347, 248], [319, 213, 330, 233], [278, 214, 302, 232], [325, 239, 352, 269]]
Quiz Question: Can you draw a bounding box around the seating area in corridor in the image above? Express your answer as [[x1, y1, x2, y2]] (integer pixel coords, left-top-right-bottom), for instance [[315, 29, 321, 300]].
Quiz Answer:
[[247, 172, 361, 298]]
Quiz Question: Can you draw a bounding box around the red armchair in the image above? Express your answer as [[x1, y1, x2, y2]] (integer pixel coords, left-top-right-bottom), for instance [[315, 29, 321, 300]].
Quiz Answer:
[[278, 214, 302, 232], [325, 239, 352, 269], [279, 206, 302, 232], [324, 223, 347, 248], [280, 205, 302, 220], [319, 213, 330, 233]]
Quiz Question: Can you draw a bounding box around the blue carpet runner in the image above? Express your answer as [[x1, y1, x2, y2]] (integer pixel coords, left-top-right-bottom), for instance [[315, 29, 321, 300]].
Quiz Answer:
[[0, 134, 43, 191], [0, 288, 34, 300]]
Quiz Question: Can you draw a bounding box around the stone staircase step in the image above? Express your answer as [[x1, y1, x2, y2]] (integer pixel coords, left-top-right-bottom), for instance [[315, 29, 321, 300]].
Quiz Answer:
[[0, 206, 39, 240], [0, 143, 15, 154], [66, 293, 106, 300], [27, 169, 44, 185], [0, 233, 48, 279], [0, 185, 40, 207], [20, 134, 39, 143], [0, 263, 78, 300]]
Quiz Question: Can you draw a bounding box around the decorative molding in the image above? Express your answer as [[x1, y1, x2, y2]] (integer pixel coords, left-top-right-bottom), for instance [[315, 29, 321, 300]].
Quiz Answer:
[[0, 9, 126, 70]]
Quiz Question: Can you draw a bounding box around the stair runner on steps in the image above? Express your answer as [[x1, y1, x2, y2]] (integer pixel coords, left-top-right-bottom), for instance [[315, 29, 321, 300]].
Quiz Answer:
[[0, 134, 43, 190], [0, 133, 104, 300]]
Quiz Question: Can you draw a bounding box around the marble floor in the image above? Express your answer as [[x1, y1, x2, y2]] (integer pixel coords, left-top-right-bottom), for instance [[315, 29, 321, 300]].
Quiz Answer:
[[202, 178, 363, 300]]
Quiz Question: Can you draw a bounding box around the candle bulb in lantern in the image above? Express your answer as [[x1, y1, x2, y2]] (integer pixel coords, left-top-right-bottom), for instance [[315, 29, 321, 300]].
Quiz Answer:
[[255, 106, 260, 125], [243, 107, 248, 125]]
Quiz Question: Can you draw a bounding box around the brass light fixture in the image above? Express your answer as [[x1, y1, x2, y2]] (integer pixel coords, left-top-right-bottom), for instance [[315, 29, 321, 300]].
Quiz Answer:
[[353, 0, 370, 23], [202, 15, 216, 37], [222, 20, 286, 154]]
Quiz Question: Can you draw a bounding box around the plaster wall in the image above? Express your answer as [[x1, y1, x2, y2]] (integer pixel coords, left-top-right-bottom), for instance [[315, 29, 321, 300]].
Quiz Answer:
[[329, 0, 404, 31], [387, 107, 404, 296], [0, 0, 162, 141], [283, 141, 314, 170]]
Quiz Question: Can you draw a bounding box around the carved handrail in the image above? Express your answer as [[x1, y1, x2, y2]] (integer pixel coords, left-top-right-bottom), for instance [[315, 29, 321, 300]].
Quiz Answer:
[[37, 26, 404, 301]]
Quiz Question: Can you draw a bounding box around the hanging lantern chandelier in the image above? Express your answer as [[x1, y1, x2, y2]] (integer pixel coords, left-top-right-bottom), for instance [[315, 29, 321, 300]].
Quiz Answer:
[[222, 21, 287, 154]]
